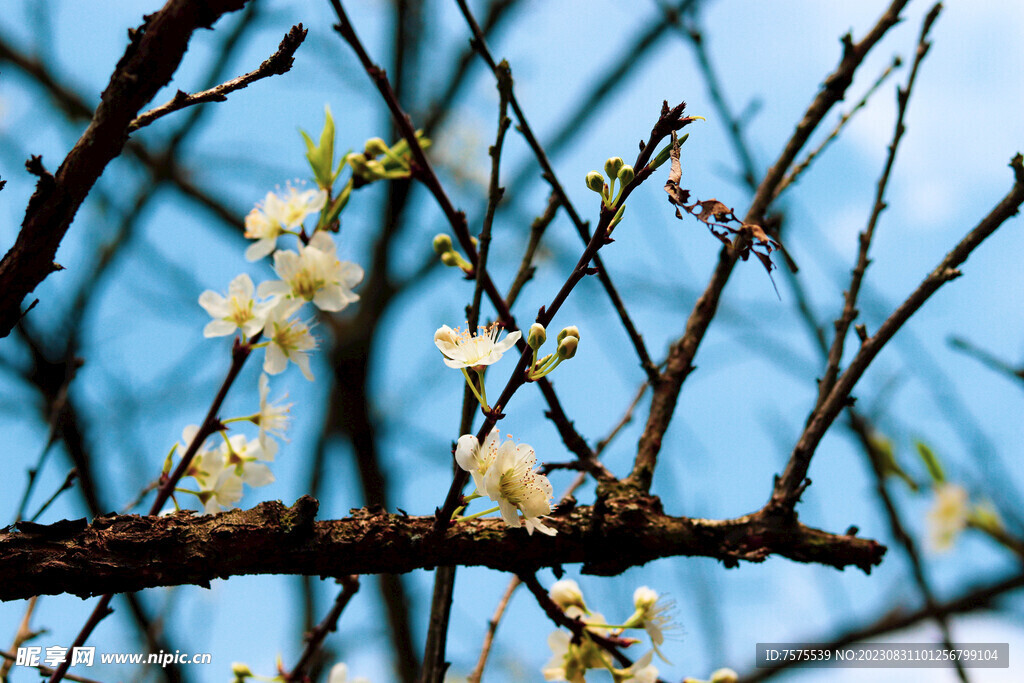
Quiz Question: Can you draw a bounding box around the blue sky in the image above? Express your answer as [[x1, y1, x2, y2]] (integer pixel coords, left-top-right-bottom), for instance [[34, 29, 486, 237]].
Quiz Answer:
[[1, 1, 1024, 682]]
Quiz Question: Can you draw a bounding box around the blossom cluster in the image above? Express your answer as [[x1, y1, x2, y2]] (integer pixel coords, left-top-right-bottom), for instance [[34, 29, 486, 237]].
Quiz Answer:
[[168, 171, 365, 515], [543, 580, 678, 682], [200, 184, 364, 381], [455, 428, 556, 536], [173, 374, 292, 514]]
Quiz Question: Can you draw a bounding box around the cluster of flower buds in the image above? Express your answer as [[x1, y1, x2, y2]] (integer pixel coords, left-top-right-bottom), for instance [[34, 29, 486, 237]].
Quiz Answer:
[[585, 155, 635, 211], [584, 156, 635, 233], [433, 233, 474, 274], [526, 323, 579, 381], [346, 130, 430, 184], [543, 580, 677, 682]]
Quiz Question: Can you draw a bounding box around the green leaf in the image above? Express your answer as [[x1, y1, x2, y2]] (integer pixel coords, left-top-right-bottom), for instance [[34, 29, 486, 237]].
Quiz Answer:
[[915, 441, 945, 483], [301, 106, 337, 190]]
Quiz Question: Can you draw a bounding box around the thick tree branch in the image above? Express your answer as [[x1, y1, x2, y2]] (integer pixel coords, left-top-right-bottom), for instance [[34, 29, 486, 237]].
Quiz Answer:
[[0, 495, 885, 602], [0, 0, 251, 338]]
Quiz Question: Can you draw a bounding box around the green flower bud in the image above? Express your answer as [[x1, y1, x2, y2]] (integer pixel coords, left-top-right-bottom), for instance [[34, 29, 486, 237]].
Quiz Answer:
[[433, 233, 453, 255], [557, 325, 580, 343], [364, 158, 387, 178], [617, 164, 635, 186], [604, 157, 624, 178], [364, 137, 390, 157], [527, 323, 547, 349], [440, 252, 460, 267], [585, 171, 605, 193], [231, 663, 253, 682], [557, 335, 578, 360]]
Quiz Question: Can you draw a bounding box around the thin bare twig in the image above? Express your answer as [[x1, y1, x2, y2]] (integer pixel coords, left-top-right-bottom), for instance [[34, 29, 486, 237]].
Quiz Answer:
[[421, 59, 513, 683], [814, 6, 940, 414], [948, 336, 1024, 387], [775, 54, 903, 199], [129, 25, 305, 132], [329, 0, 607, 502], [772, 154, 1024, 510], [505, 192, 560, 307], [467, 577, 521, 683], [626, 0, 913, 492], [0, 649, 104, 683], [455, 0, 661, 383], [284, 576, 361, 682]]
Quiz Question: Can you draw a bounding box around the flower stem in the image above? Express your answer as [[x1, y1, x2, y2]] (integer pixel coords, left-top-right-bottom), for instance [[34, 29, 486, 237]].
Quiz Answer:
[[460, 367, 489, 410], [456, 505, 500, 522]]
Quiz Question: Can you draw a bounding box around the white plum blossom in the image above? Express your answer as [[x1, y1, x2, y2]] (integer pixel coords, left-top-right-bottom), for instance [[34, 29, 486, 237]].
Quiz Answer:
[[927, 482, 970, 552], [254, 373, 291, 457], [244, 185, 327, 261], [178, 425, 218, 483], [543, 630, 587, 683], [629, 586, 677, 662], [192, 447, 244, 514], [435, 323, 521, 369], [485, 436, 556, 536], [274, 184, 328, 229], [550, 579, 587, 612], [198, 273, 272, 338], [220, 433, 274, 487], [263, 301, 317, 381], [257, 231, 363, 312], [618, 651, 659, 683], [455, 429, 503, 499], [244, 204, 283, 261], [543, 608, 615, 682], [456, 428, 555, 535]]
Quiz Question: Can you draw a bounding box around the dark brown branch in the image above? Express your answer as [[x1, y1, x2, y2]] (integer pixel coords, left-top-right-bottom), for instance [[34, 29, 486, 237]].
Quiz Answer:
[[814, 5, 940, 414], [772, 154, 1024, 510], [0, 0, 251, 339], [455, 0, 661, 383], [0, 495, 885, 602], [284, 576, 361, 682], [625, 0, 914, 492], [128, 24, 307, 132]]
